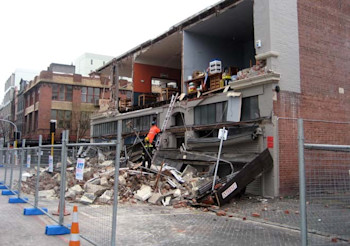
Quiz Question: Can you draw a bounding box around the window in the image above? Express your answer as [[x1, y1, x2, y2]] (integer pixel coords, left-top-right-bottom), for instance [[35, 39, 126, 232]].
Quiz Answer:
[[94, 88, 100, 102], [81, 87, 87, 102], [174, 113, 184, 126], [51, 109, 71, 129], [52, 84, 73, 101], [28, 113, 32, 132], [66, 85, 72, 101], [51, 110, 57, 120], [241, 96, 260, 121], [35, 88, 39, 102], [52, 84, 58, 100], [34, 111, 38, 130], [194, 102, 227, 125], [87, 87, 94, 103], [59, 85, 65, 100], [81, 87, 100, 103]]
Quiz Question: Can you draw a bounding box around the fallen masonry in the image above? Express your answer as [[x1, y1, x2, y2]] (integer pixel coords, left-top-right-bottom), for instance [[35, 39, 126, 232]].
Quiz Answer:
[[21, 148, 273, 209]]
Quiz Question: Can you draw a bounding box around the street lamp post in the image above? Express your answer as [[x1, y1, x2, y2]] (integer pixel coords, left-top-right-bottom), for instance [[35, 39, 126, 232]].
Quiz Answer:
[[0, 119, 19, 147]]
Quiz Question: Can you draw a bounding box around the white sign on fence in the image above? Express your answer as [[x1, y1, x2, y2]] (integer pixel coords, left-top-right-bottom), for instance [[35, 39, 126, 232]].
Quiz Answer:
[[27, 155, 31, 168], [76, 158, 85, 180], [48, 155, 53, 172]]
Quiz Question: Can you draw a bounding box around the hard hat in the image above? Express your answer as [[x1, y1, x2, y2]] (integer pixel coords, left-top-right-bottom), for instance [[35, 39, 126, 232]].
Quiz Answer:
[[145, 137, 149, 142], [151, 121, 156, 125]]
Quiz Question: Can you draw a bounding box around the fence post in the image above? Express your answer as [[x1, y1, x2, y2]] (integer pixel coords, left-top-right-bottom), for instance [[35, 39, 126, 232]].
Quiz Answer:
[[298, 119, 308, 246], [0, 148, 2, 183], [35, 136, 42, 208], [111, 120, 122, 246], [59, 130, 68, 225], [9, 147, 14, 190], [4, 143, 9, 186], [18, 139, 25, 198]]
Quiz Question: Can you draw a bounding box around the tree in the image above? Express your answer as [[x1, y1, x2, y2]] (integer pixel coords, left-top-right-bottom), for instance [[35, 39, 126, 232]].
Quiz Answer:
[[71, 110, 92, 142], [0, 120, 11, 146]]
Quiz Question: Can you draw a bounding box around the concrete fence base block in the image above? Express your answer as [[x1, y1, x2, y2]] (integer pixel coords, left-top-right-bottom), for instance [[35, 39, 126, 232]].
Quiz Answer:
[[0, 185, 7, 189], [45, 225, 71, 235], [9, 197, 28, 203], [23, 207, 48, 216], [2, 190, 18, 195]]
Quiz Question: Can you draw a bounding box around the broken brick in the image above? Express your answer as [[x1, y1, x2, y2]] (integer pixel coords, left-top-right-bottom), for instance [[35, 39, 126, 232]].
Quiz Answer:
[[251, 213, 260, 217], [216, 210, 227, 216], [173, 204, 182, 209], [214, 183, 223, 189]]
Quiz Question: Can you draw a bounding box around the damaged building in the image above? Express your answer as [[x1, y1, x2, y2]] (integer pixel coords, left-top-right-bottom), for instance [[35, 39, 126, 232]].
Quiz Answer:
[[90, 0, 350, 198]]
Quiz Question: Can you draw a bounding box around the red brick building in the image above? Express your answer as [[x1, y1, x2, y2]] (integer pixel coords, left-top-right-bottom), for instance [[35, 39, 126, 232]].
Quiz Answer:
[[23, 69, 110, 144], [275, 1, 350, 194]]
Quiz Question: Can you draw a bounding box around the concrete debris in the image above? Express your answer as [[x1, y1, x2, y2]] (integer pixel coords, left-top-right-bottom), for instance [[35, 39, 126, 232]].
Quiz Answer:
[[98, 151, 106, 162], [162, 165, 184, 183], [118, 175, 126, 186], [182, 165, 197, 183], [162, 196, 172, 206], [21, 153, 234, 208], [84, 183, 108, 196], [100, 160, 114, 167], [70, 184, 84, 195], [53, 173, 61, 182], [80, 193, 96, 204], [98, 190, 113, 204], [100, 176, 109, 186], [21, 172, 33, 182], [134, 185, 152, 201], [148, 193, 163, 205], [38, 189, 56, 198], [86, 177, 100, 185], [83, 167, 94, 180], [65, 189, 76, 199]]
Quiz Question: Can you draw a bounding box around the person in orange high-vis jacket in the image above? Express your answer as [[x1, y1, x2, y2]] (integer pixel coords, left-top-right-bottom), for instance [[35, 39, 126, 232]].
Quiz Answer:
[[142, 121, 161, 168], [146, 121, 161, 144]]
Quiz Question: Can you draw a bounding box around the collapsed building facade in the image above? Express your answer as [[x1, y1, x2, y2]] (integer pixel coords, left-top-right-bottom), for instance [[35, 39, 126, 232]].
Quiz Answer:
[[90, 0, 350, 197]]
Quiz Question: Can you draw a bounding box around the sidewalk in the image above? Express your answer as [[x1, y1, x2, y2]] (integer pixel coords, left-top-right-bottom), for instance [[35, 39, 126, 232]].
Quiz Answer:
[[0, 190, 347, 245], [0, 194, 70, 246]]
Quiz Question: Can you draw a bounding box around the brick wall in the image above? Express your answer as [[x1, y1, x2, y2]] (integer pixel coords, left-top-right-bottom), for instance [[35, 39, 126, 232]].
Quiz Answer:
[[38, 83, 52, 140], [275, 0, 350, 195]]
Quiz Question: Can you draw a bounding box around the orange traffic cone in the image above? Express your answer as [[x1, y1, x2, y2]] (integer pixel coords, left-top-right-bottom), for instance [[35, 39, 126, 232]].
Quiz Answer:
[[52, 200, 70, 216], [69, 206, 80, 246]]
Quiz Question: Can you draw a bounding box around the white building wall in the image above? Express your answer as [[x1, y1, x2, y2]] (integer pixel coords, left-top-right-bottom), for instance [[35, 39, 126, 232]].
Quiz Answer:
[[75, 53, 114, 76]]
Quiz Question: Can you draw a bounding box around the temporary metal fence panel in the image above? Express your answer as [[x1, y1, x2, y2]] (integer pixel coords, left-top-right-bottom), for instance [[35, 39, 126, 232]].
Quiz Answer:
[[0, 148, 6, 185], [8, 148, 16, 191], [64, 138, 121, 246], [12, 126, 122, 246], [299, 119, 350, 244]]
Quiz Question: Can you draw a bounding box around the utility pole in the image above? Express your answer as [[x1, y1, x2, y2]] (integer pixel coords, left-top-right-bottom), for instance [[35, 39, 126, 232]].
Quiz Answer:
[[110, 61, 119, 113]]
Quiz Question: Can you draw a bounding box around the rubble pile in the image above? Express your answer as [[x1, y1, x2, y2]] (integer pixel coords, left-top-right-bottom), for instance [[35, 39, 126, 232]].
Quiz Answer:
[[236, 60, 268, 80], [21, 156, 215, 208]]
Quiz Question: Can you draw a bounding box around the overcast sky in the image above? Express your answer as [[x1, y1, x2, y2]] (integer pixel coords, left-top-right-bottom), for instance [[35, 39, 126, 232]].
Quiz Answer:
[[0, 0, 220, 101]]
